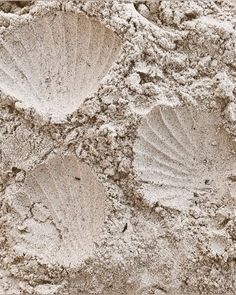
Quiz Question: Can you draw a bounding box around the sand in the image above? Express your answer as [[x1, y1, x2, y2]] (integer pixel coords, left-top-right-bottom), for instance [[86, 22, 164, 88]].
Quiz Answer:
[[0, 0, 236, 294]]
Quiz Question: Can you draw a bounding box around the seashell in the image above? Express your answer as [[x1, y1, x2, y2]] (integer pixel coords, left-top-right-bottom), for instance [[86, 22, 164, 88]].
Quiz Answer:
[[133, 105, 236, 210], [6, 155, 108, 266], [0, 11, 121, 121]]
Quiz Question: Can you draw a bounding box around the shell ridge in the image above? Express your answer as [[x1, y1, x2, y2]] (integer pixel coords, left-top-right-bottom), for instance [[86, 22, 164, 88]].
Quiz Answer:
[[61, 160, 83, 252], [70, 14, 80, 106], [69, 160, 91, 250], [90, 27, 110, 85], [47, 160, 68, 214], [1, 40, 38, 99], [138, 166, 192, 186], [167, 108, 196, 156], [45, 159, 79, 257], [144, 116, 194, 167], [30, 170, 75, 260], [137, 132, 194, 171], [12, 31, 42, 100], [0, 44, 32, 96], [63, 157, 88, 244], [169, 109, 196, 157], [72, 16, 86, 99], [69, 14, 79, 107], [79, 20, 104, 99], [159, 108, 195, 162], [43, 16, 58, 101], [174, 108, 197, 151], [95, 31, 117, 82], [134, 147, 192, 176], [138, 158, 210, 192], [73, 17, 89, 104], [78, 171, 93, 243], [135, 152, 191, 178], [61, 13, 70, 102], [77, 162, 105, 240], [44, 164, 66, 221], [32, 165, 63, 219], [53, 13, 70, 105], [29, 22, 48, 99], [30, 172, 62, 228], [22, 175, 73, 258], [58, 13, 67, 105], [0, 49, 25, 92]]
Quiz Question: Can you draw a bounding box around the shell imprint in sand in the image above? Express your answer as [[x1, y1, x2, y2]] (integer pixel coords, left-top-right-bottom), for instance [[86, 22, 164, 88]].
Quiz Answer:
[[0, 11, 121, 121], [134, 105, 236, 210], [7, 156, 107, 266]]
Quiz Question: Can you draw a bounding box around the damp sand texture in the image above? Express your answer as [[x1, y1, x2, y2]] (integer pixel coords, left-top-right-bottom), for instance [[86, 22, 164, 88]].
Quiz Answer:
[[1, 1, 236, 295]]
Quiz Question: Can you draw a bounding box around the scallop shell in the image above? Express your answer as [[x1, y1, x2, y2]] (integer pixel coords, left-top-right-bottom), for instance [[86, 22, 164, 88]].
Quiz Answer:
[[133, 105, 236, 210], [0, 11, 121, 121], [6, 156, 108, 266]]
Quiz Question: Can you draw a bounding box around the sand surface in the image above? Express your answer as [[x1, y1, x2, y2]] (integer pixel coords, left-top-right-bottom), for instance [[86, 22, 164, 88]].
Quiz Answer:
[[0, 0, 236, 294]]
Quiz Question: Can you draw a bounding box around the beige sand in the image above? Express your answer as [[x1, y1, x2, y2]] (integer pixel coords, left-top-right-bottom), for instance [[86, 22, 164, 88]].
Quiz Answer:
[[0, 0, 236, 294]]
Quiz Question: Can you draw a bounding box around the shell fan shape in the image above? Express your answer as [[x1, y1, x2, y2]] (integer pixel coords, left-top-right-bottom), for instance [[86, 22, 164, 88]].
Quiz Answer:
[[6, 156, 108, 267], [133, 105, 236, 210], [0, 11, 121, 121]]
